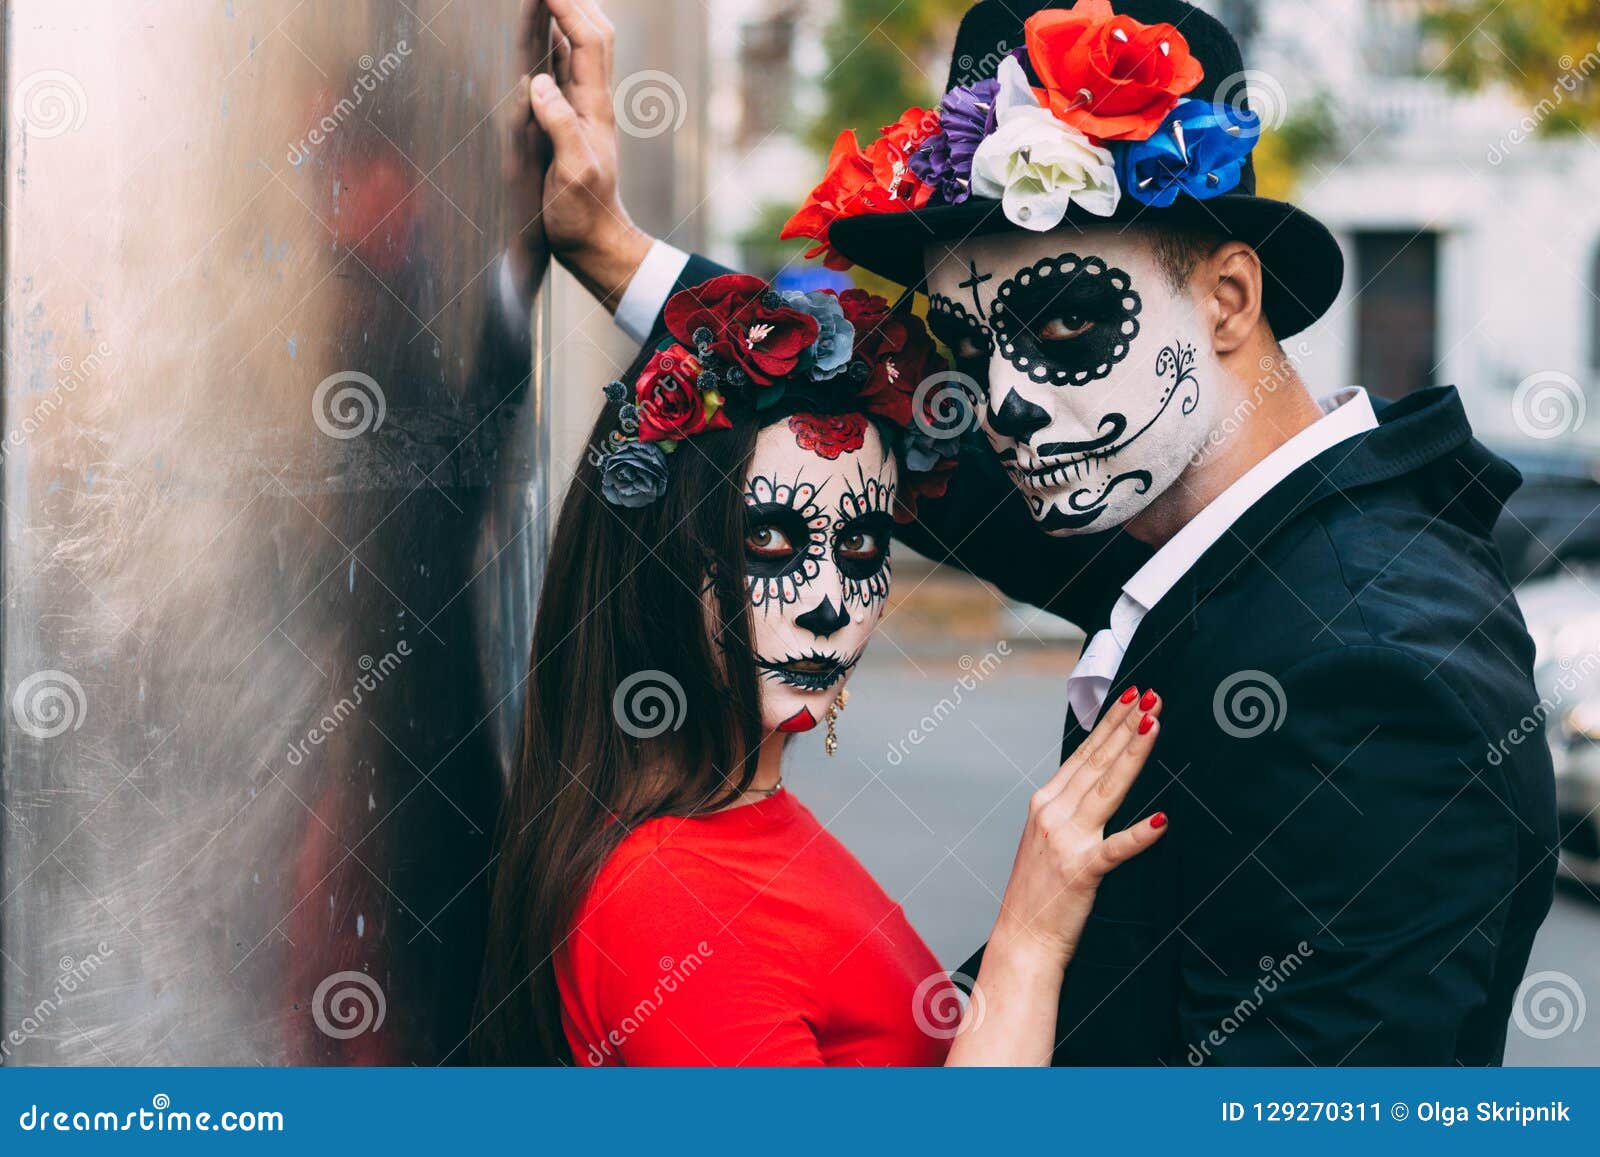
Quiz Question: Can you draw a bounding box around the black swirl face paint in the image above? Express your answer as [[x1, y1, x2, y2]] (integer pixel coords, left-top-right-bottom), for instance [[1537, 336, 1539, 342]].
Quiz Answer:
[[989, 254, 1142, 387], [928, 292, 994, 392], [922, 229, 1222, 539]]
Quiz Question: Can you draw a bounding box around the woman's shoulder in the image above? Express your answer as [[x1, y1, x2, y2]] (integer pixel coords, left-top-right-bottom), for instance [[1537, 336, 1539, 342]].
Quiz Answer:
[[575, 792, 813, 935]]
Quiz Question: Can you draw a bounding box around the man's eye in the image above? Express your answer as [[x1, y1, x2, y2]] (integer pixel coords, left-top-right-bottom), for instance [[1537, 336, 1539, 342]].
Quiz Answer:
[[1037, 315, 1095, 341], [837, 531, 880, 561], [745, 526, 795, 559]]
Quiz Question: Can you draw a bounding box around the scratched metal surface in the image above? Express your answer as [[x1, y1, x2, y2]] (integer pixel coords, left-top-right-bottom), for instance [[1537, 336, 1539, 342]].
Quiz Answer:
[[1, 0, 547, 1064]]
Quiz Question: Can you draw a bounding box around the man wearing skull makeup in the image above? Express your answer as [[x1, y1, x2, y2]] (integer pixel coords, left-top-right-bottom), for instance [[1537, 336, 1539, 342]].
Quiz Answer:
[[527, 0, 1556, 1066]]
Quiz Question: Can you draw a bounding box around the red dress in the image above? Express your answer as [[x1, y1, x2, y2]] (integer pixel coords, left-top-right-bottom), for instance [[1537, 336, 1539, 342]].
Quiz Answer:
[[557, 788, 955, 1066]]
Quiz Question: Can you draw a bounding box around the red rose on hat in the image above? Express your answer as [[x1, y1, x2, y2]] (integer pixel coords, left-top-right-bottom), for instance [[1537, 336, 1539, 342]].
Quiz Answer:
[[780, 113, 938, 270], [634, 345, 731, 442], [879, 106, 943, 154], [663, 274, 819, 386], [1025, 0, 1204, 142]]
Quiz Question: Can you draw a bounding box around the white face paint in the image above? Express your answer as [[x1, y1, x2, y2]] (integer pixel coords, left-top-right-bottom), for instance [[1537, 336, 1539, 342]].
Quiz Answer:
[[742, 414, 897, 735], [924, 229, 1219, 535]]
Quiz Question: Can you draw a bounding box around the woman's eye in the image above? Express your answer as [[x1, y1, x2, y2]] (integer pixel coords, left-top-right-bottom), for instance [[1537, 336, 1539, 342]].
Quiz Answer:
[[745, 526, 794, 559], [955, 336, 986, 360], [1037, 315, 1095, 341], [837, 532, 879, 561]]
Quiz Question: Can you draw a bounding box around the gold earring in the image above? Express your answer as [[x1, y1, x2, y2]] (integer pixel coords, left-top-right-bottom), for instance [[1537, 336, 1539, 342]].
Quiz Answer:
[[825, 688, 849, 757]]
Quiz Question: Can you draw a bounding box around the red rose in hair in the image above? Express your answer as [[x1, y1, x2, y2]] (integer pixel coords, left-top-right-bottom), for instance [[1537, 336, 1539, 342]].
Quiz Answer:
[[663, 274, 818, 387], [634, 345, 731, 442], [787, 412, 869, 460], [1025, 0, 1204, 141], [853, 312, 946, 428], [780, 113, 938, 270], [836, 288, 890, 333], [894, 458, 959, 524]]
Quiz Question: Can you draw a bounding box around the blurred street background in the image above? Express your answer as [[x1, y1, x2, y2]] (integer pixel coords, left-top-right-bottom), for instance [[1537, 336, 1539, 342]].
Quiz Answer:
[[546, 0, 1600, 1066]]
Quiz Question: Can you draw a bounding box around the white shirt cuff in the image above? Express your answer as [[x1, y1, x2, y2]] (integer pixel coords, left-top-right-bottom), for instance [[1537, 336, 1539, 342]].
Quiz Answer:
[[614, 240, 691, 345]]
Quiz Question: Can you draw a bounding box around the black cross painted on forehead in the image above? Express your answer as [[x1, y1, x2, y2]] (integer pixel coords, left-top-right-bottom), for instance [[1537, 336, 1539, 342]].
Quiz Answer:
[[958, 258, 992, 320]]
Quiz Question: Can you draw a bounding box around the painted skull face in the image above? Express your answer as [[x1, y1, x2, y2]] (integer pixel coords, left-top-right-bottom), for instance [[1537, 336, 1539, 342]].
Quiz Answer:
[[742, 414, 897, 735], [923, 229, 1217, 535]]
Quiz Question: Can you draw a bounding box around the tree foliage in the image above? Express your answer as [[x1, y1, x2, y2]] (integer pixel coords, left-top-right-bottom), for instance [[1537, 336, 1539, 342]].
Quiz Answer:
[[807, 0, 971, 152], [1425, 0, 1600, 133]]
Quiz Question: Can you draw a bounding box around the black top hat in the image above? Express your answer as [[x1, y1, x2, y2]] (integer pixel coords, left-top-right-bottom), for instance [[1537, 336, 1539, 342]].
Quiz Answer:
[[826, 0, 1343, 338]]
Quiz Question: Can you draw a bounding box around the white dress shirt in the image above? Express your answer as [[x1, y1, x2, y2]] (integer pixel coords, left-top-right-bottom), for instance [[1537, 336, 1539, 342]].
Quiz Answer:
[[614, 240, 692, 344], [1065, 387, 1379, 730]]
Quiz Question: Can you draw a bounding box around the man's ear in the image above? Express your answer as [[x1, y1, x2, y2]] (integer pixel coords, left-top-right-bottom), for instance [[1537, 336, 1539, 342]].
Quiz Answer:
[[1202, 241, 1264, 356]]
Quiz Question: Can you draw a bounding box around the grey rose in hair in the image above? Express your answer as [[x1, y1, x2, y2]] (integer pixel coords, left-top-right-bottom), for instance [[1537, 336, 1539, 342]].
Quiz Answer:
[[902, 426, 963, 473], [600, 441, 670, 508]]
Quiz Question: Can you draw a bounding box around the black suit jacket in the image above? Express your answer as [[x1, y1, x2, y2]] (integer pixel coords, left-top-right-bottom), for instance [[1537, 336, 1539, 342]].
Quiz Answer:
[[650, 257, 1557, 1066]]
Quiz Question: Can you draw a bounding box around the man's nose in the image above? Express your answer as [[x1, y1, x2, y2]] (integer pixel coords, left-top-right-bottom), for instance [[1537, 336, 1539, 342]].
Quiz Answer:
[[795, 595, 851, 638], [987, 386, 1051, 444]]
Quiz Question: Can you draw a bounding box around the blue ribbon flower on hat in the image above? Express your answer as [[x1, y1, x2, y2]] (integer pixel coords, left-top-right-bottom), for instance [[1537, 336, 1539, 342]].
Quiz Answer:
[[1117, 98, 1261, 208]]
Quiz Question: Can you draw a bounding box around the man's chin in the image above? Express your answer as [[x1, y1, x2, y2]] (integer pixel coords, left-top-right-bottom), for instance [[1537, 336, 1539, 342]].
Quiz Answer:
[[1021, 469, 1167, 536], [1033, 502, 1117, 536]]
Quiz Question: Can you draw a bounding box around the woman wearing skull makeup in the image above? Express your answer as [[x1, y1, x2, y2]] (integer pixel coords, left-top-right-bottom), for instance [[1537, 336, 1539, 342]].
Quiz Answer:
[[473, 274, 1168, 1066]]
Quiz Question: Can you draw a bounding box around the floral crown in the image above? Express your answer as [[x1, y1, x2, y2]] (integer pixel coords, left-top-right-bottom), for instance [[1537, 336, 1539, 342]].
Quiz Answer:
[[596, 274, 966, 519], [780, 0, 1260, 263]]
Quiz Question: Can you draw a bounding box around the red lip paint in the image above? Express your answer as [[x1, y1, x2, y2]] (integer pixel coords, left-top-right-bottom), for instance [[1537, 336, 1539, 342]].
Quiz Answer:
[[778, 708, 817, 733]]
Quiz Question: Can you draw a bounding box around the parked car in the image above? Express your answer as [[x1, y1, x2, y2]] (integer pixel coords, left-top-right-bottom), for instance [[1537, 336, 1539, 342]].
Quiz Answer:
[[1487, 449, 1600, 886], [1495, 450, 1600, 585], [1514, 566, 1600, 886]]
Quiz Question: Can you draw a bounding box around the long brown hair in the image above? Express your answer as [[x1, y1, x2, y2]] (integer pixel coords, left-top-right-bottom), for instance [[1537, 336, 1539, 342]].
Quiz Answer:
[[472, 360, 768, 1064]]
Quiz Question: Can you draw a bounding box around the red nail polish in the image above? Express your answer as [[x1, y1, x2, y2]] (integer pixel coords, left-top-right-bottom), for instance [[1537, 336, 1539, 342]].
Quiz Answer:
[[1150, 812, 1168, 829], [1139, 689, 1158, 710], [1138, 713, 1154, 735], [1119, 685, 1138, 704]]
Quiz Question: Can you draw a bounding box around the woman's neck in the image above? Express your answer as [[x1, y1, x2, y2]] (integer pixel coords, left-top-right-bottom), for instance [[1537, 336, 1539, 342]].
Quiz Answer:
[[752, 732, 786, 793]]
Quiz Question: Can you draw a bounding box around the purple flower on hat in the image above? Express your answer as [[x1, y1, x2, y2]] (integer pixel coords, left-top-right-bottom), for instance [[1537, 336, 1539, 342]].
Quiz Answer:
[[1117, 98, 1261, 208], [908, 77, 1000, 205]]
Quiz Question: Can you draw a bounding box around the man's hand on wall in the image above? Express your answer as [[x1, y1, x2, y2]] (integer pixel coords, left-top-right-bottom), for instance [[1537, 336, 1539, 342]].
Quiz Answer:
[[514, 0, 651, 310]]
